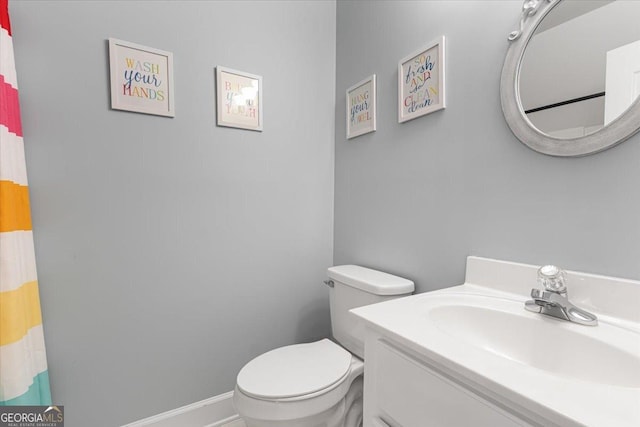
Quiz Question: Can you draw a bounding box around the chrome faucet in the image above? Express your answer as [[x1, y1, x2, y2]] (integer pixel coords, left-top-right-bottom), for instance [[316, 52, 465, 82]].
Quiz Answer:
[[524, 265, 598, 326]]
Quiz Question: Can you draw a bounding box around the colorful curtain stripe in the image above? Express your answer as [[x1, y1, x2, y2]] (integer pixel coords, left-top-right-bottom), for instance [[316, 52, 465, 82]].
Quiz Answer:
[[0, 0, 51, 405]]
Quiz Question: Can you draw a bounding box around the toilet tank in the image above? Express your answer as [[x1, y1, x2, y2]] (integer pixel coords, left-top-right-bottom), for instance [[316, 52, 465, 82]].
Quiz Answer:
[[327, 265, 414, 359]]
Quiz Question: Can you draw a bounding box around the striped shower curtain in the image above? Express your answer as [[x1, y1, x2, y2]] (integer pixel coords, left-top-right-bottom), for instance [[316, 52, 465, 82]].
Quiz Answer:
[[0, 0, 52, 406]]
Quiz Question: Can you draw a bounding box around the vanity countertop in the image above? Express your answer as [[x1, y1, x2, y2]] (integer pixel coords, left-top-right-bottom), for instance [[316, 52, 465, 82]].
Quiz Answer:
[[352, 257, 640, 427]]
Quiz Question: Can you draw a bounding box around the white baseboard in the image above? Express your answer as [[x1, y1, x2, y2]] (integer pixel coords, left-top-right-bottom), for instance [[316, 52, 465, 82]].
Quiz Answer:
[[122, 391, 239, 427]]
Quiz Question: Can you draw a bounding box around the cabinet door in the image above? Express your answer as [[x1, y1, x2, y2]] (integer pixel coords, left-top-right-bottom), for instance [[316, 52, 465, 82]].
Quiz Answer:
[[372, 340, 529, 427]]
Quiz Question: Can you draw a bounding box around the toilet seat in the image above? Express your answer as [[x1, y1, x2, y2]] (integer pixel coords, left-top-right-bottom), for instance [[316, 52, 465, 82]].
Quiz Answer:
[[237, 339, 352, 400], [233, 339, 364, 424]]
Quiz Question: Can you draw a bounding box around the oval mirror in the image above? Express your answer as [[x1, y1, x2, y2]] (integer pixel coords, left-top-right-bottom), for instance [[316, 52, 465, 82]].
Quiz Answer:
[[501, 0, 640, 156]]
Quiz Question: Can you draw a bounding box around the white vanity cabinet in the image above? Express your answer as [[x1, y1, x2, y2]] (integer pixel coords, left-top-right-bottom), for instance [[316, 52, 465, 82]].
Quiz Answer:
[[362, 333, 534, 427]]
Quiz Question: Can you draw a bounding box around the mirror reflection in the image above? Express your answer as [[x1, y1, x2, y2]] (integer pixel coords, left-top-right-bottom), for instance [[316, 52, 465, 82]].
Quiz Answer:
[[519, 0, 640, 139]]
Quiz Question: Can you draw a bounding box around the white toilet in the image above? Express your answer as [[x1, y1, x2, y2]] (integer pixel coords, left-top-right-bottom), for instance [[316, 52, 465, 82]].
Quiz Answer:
[[233, 265, 414, 427]]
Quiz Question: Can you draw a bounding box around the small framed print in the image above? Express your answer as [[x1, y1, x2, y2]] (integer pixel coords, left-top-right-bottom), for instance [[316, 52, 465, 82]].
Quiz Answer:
[[346, 75, 377, 139], [398, 36, 446, 123], [108, 38, 175, 117], [216, 66, 263, 131]]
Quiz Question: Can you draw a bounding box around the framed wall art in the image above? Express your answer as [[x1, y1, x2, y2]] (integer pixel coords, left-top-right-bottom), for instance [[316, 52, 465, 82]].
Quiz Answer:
[[346, 74, 377, 139], [108, 38, 175, 117], [216, 66, 263, 131], [398, 36, 446, 123]]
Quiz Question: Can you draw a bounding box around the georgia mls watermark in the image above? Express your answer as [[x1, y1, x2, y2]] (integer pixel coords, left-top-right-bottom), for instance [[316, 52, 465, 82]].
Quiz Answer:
[[0, 406, 63, 427]]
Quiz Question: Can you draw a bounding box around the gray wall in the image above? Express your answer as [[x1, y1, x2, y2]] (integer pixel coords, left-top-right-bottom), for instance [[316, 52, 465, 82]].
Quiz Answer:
[[335, 0, 640, 291], [10, 1, 336, 425]]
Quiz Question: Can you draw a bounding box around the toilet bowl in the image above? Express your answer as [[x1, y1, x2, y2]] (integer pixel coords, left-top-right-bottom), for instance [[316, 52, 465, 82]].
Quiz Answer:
[[234, 339, 364, 427], [233, 266, 414, 427]]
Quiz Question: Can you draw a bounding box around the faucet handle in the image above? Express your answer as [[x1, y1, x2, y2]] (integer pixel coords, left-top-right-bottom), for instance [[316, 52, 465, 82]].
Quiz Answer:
[[537, 265, 567, 293]]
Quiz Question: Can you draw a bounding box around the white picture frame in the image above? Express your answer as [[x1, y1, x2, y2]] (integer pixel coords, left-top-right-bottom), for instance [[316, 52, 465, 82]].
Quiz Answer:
[[108, 38, 175, 117], [398, 36, 446, 123], [346, 74, 377, 139], [216, 66, 263, 131]]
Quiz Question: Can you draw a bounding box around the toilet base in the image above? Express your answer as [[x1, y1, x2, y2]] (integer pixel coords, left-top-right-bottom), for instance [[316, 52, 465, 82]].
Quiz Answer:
[[239, 377, 363, 427]]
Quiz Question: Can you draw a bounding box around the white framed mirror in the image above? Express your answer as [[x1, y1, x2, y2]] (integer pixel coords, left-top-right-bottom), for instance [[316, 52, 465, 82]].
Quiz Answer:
[[501, 0, 640, 156]]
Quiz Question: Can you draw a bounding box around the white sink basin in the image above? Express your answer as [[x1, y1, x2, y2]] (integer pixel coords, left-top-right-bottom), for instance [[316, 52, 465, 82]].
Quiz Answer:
[[352, 257, 640, 426], [426, 294, 640, 388]]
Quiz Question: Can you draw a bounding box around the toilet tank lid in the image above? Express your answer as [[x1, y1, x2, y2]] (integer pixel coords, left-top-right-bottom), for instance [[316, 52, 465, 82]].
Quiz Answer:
[[327, 265, 414, 295]]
